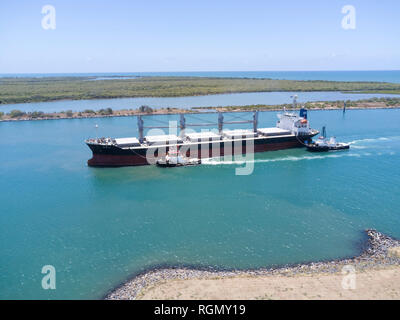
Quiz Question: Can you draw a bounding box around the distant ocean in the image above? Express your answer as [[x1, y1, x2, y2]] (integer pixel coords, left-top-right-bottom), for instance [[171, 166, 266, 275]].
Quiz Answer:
[[1, 70, 400, 83]]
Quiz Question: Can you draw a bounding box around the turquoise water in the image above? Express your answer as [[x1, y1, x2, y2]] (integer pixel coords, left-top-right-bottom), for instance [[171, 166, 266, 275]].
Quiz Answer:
[[2, 70, 400, 83], [2, 91, 400, 113], [1, 109, 400, 299]]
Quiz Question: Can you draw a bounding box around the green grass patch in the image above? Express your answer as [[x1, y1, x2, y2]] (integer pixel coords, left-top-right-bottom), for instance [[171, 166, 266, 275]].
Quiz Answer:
[[1, 76, 400, 105]]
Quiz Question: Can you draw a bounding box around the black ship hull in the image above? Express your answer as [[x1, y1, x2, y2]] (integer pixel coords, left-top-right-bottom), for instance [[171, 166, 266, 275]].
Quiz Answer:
[[87, 133, 317, 167]]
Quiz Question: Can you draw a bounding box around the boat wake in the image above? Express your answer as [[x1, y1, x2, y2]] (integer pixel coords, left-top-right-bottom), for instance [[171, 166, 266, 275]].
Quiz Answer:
[[201, 151, 385, 166], [346, 136, 400, 150], [348, 136, 400, 145], [201, 136, 400, 166]]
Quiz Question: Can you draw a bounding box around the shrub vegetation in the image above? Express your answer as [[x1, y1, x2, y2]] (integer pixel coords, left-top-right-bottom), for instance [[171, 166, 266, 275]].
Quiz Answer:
[[1, 76, 400, 105]]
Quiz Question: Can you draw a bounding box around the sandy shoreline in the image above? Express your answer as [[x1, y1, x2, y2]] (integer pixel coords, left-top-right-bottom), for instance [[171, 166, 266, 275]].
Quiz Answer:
[[105, 229, 400, 300], [138, 267, 400, 300]]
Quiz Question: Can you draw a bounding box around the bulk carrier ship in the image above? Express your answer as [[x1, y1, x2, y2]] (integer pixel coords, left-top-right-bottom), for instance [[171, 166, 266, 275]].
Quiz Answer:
[[86, 97, 319, 167]]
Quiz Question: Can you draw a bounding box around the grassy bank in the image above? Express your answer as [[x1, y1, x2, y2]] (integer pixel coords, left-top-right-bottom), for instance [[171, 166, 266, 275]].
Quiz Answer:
[[1, 97, 399, 122], [2, 76, 400, 105]]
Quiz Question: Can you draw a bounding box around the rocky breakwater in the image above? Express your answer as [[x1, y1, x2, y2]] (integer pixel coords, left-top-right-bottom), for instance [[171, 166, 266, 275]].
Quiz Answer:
[[105, 229, 400, 300]]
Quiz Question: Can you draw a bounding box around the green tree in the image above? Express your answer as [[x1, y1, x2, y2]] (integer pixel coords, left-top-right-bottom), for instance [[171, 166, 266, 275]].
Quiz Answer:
[[30, 111, 45, 118], [9, 109, 26, 118], [98, 108, 113, 115], [139, 105, 153, 113]]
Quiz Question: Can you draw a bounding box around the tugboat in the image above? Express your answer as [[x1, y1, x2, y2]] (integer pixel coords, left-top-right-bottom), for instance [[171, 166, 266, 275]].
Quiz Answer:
[[156, 149, 201, 168], [306, 127, 350, 152]]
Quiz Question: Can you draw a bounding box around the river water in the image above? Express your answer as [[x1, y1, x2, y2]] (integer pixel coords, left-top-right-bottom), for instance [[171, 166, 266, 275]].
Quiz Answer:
[[0, 108, 399, 299], [1, 91, 400, 114]]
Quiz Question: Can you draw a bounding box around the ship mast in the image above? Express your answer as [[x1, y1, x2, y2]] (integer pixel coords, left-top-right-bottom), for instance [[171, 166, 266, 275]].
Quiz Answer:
[[136, 111, 260, 138], [321, 126, 326, 138], [179, 114, 186, 131], [253, 110, 259, 132], [218, 112, 224, 134], [137, 115, 144, 143]]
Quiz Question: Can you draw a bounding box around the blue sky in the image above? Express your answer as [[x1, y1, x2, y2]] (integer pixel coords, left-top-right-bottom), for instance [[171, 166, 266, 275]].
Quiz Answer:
[[0, 0, 399, 73]]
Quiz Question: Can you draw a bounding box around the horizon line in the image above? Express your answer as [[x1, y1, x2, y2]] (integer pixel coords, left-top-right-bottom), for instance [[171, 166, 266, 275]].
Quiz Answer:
[[1, 69, 400, 76]]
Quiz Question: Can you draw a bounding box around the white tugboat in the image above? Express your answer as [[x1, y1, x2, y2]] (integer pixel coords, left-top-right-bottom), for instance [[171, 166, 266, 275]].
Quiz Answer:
[[306, 127, 350, 152], [156, 148, 201, 167]]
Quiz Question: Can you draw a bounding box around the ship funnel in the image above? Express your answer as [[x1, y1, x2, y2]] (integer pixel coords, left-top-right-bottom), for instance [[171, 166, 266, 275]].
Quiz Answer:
[[299, 107, 307, 119]]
